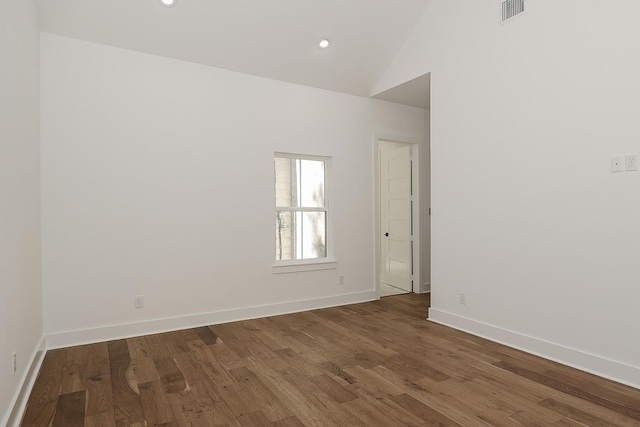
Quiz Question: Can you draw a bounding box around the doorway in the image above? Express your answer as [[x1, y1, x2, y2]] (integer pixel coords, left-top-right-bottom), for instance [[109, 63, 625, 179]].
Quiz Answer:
[[377, 138, 421, 297]]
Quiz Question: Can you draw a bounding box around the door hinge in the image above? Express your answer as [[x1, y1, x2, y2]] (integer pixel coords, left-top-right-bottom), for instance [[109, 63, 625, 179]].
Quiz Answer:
[[429, 208, 431, 216]]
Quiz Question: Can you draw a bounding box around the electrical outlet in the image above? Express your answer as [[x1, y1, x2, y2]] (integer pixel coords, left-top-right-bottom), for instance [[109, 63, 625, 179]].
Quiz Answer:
[[459, 293, 466, 305], [134, 295, 144, 309], [338, 275, 345, 285], [12, 352, 16, 374], [626, 154, 638, 171], [611, 156, 624, 173]]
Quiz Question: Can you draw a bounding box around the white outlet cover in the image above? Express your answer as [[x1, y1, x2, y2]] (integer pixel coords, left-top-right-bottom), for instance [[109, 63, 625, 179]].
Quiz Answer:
[[625, 154, 638, 171], [134, 296, 144, 308], [611, 156, 624, 173]]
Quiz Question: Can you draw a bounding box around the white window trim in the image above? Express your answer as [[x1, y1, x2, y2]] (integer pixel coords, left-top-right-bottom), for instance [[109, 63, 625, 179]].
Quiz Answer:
[[273, 152, 334, 273], [272, 258, 338, 274]]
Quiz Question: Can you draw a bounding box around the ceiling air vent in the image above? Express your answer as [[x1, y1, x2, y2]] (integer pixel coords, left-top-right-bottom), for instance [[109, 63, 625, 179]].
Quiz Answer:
[[501, 0, 525, 23]]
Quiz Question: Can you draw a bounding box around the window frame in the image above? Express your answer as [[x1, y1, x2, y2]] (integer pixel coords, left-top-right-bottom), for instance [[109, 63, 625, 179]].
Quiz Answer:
[[272, 152, 336, 274]]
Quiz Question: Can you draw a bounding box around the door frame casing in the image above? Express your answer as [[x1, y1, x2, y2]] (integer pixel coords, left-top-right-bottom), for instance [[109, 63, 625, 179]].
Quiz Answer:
[[374, 133, 422, 297]]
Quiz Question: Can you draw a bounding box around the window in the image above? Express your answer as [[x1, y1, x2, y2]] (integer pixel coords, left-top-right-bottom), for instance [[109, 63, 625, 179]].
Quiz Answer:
[[274, 153, 332, 268]]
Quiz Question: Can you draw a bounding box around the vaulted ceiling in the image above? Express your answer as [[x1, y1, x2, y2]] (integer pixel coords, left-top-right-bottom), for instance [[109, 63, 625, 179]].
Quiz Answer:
[[37, 0, 431, 99]]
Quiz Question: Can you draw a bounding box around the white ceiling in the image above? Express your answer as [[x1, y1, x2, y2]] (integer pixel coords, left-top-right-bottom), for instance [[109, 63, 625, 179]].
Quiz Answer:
[[37, 0, 431, 99]]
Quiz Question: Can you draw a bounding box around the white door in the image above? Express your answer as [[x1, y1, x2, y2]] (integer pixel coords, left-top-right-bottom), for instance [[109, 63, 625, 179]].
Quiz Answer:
[[380, 142, 412, 292]]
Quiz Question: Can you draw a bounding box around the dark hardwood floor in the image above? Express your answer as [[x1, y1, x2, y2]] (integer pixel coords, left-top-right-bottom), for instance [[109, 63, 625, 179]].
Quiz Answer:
[[21, 294, 640, 426]]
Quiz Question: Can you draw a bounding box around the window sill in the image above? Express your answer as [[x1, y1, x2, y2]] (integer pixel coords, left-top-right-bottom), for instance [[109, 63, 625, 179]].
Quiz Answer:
[[272, 259, 338, 274]]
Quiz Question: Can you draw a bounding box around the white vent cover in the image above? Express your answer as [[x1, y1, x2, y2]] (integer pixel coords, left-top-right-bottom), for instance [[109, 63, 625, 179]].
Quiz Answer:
[[501, 0, 525, 23]]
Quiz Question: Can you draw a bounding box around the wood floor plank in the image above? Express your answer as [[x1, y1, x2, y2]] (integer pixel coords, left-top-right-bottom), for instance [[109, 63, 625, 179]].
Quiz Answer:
[[145, 334, 188, 394], [85, 410, 117, 427], [341, 397, 401, 427], [245, 325, 290, 352], [186, 339, 237, 387], [51, 390, 85, 427], [162, 330, 193, 356], [244, 339, 291, 372], [60, 345, 88, 395], [381, 352, 450, 383], [194, 326, 220, 345], [304, 310, 399, 357], [510, 410, 559, 427], [544, 368, 640, 416], [138, 380, 176, 426], [236, 410, 272, 427], [177, 327, 202, 344], [553, 417, 590, 426], [243, 357, 346, 427], [85, 374, 114, 416], [201, 399, 241, 426], [218, 382, 261, 419], [344, 365, 404, 400], [130, 356, 159, 384], [107, 339, 145, 427], [539, 398, 632, 427], [204, 339, 246, 371], [173, 349, 225, 402], [496, 360, 640, 421], [166, 389, 209, 427], [228, 366, 294, 422], [414, 376, 524, 427], [465, 366, 565, 424], [21, 348, 67, 427], [275, 347, 326, 378], [272, 416, 305, 427], [22, 294, 640, 427], [472, 358, 640, 426], [376, 396, 435, 426], [318, 360, 357, 386], [308, 374, 358, 404], [86, 342, 111, 378], [209, 323, 252, 358], [126, 336, 151, 360], [389, 392, 464, 426], [274, 334, 340, 379], [278, 366, 367, 426], [373, 366, 497, 426]]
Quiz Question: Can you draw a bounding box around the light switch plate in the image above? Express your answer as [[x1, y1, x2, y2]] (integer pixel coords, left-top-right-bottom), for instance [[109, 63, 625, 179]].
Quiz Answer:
[[611, 156, 624, 173]]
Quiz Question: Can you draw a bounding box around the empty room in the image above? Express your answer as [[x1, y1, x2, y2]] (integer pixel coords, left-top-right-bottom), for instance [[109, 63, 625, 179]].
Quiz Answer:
[[2, 0, 640, 426]]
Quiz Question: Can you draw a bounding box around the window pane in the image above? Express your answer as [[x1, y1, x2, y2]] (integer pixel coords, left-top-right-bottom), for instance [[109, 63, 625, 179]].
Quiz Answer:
[[275, 157, 325, 208], [300, 160, 325, 208], [302, 212, 326, 259], [275, 210, 326, 261], [275, 157, 298, 208], [275, 211, 295, 261]]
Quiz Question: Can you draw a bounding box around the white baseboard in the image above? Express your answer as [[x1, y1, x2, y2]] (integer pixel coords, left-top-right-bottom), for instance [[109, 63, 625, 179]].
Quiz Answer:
[[47, 290, 378, 349], [428, 308, 640, 390], [3, 335, 47, 427]]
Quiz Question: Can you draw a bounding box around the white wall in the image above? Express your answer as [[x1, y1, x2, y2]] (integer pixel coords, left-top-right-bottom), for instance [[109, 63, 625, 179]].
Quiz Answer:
[[0, 0, 43, 423], [40, 34, 425, 345], [421, 108, 431, 291], [378, 0, 640, 387]]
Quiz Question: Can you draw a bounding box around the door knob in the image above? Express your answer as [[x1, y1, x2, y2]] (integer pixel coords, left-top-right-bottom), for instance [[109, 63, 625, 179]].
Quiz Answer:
[[384, 233, 389, 237]]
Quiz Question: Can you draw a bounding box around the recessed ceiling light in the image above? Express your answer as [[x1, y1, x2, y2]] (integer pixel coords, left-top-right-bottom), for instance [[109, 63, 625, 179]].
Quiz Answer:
[[318, 38, 331, 49], [159, 0, 177, 7]]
